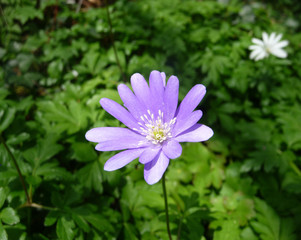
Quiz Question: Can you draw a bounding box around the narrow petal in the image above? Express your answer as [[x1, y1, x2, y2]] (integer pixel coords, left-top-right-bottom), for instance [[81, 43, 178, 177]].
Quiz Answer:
[[175, 124, 213, 142], [161, 72, 166, 86], [144, 151, 169, 185], [104, 148, 145, 171], [100, 98, 140, 129], [163, 76, 179, 122], [130, 73, 152, 112], [254, 50, 267, 61], [85, 127, 143, 143], [139, 147, 161, 164], [274, 33, 283, 43], [270, 48, 287, 58], [248, 45, 262, 50], [250, 48, 265, 60], [273, 40, 289, 49], [149, 70, 164, 115], [262, 32, 269, 44], [176, 84, 206, 120], [269, 32, 277, 45], [173, 110, 203, 136], [95, 137, 147, 151], [118, 84, 146, 120], [162, 140, 182, 159], [252, 38, 264, 46]]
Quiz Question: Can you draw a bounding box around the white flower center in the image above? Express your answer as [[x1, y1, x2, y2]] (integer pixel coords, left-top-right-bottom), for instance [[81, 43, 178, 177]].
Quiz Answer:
[[133, 110, 176, 145]]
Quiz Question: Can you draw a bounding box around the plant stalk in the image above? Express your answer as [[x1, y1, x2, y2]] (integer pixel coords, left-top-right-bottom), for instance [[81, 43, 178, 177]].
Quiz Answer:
[[176, 216, 183, 240], [162, 173, 172, 240], [0, 133, 31, 204]]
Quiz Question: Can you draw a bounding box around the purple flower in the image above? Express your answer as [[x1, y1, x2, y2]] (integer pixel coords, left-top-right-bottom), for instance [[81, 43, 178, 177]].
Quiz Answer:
[[85, 70, 213, 185]]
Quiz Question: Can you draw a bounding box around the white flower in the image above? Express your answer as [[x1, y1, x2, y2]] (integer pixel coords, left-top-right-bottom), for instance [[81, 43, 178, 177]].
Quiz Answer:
[[249, 32, 289, 61]]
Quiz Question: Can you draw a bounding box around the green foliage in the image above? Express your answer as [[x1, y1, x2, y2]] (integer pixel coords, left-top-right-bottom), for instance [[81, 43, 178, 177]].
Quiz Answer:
[[1, 0, 301, 239]]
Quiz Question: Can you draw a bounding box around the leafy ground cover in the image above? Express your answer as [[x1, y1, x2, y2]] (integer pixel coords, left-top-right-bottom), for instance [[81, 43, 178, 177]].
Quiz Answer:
[[1, 0, 301, 239]]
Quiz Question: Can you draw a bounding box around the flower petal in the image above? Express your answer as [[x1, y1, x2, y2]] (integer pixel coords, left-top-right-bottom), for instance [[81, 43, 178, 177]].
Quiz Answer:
[[250, 48, 265, 60], [161, 72, 166, 86], [254, 50, 267, 61], [248, 45, 262, 50], [176, 84, 206, 120], [274, 33, 283, 43], [149, 70, 164, 116], [85, 127, 143, 143], [130, 73, 152, 112], [118, 84, 146, 120], [104, 148, 145, 171], [162, 140, 182, 159], [273, 40, 289, 49], [262, 32, 269, 44], [139, 147, 161, 164], [163, 75, 179, 122], [269, 32, 277, 45], [173, 110, 203, 136], [144, 151, 169, 185], [270, 48, 287, 58], [95, 137, 147, 151], [100, 98, 140, 129], [252, 38, 264, 46], [175, 124, 213, 142]]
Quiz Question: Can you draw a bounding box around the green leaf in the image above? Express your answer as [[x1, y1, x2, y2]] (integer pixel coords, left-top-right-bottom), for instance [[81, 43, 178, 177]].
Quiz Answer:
[[251, 199, 296, 240], [0, 108, 16, 133], [76, 160, 103, 193], [23, 134, 63, 167], [0, 188, 6, 209], [85, 214, 114, 233], [37, 100, 89, 134], [71, 205, 94, 233], [241, 145, 282, 173], [213, 219, 240, 240], [71, 143, 97, 162], [35, 162, 72, 181], [0, 208, 20, 225], [241, 227, 258, 240], [44, 211, 60, 227], [6, 132, 30, 145], [47, 60, 64, 79], [0, 222, 8, 240], [282, 172, 301, 194], [56, 216, 76, 240], [14, 6, 43, 24]]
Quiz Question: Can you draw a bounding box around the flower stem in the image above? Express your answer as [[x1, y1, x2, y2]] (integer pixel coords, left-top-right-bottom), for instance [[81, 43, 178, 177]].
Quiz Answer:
[[176, 216, 183, 240], [0, 133, 31, 204], [162, 173, 172, 240], [18, 202, 59, 211]]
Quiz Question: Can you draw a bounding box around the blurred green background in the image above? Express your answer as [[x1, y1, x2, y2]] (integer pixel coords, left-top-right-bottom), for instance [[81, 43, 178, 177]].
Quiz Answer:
[[1, 0, 301, 239]]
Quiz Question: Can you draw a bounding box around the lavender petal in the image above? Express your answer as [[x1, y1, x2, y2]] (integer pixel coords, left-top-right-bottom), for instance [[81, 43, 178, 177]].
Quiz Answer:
[[163, 76, 179, 122], [104, 148, 145, 171], [85, 127, 144, 143], [100, 98, 140, 129], [175, 124, 213, 142], [130, 73, 153, 112], [176, 84, 206, 120], [118, 84, 146, 120], [139, 147, 161, 164], [173, 110, 203, 136], [144, 151, 169, 185], [162, 140, 182, 159]]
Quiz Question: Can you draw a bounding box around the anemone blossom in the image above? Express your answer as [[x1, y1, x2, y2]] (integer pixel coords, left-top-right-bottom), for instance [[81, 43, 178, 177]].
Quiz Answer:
[[85, 71, 213, 184], [249, 32, 289, 61]]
